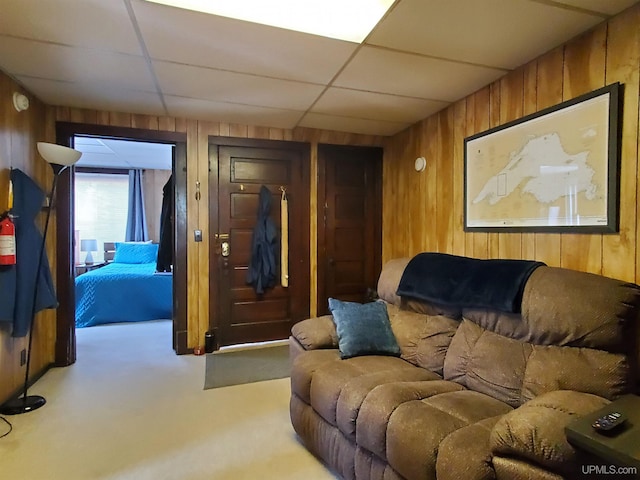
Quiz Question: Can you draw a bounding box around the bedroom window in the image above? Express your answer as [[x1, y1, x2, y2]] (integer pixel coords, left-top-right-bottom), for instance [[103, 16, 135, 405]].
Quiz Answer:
[[75, 172, 130, 263]]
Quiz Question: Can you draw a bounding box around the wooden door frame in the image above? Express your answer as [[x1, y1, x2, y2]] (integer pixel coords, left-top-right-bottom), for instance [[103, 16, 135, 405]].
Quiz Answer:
[[54, 122, 189, 366], [316, 143, 383, 315], [207, 136, 311, 344]]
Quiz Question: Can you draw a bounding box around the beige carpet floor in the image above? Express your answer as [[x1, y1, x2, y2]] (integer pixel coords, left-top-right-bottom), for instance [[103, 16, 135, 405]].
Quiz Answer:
[[0, 320, 337, 480]]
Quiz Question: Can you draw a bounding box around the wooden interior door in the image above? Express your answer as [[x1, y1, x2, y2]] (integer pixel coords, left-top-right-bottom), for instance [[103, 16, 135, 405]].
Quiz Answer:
[[210, 140, 310, 348], [318, 144, 383, 315]]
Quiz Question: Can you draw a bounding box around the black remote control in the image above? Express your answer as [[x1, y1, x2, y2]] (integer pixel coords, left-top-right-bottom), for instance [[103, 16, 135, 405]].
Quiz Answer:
[[592, 411, 626, 432]]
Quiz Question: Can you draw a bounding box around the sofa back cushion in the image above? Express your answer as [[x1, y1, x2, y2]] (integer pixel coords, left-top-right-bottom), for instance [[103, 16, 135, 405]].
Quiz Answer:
[[377, 258, 462, 319], [443, 320, 631, 407], [521, 266, 639, 352], [377, 258, 410, 306], [386, 304, 458, 376], [444, 266, 640, 405]]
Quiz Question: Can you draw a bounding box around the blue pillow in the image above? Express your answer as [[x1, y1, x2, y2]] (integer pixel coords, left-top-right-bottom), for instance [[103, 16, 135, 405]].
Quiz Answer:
[[114, 242, 158, 264], [328, 298, 401, 359]]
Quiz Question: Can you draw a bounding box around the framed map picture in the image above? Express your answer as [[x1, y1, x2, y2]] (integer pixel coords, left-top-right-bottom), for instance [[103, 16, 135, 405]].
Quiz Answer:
[[464, 82, 620, 233]]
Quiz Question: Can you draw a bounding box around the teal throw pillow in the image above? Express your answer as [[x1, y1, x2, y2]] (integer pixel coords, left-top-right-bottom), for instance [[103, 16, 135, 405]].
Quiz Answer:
[[328, 298, 401, 359]]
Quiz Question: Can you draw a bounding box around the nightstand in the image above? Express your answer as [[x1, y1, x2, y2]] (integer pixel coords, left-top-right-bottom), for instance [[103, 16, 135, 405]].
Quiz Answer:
[[75, 262, 107, 276], [565, 394, 640, 470]]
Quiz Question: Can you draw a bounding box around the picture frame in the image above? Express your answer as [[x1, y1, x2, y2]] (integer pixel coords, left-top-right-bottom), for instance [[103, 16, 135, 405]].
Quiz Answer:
[[464, 82, 620, 233]]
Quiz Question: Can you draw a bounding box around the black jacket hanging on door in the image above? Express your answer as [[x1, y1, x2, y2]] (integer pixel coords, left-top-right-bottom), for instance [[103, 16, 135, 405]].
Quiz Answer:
[[0, 169, 57, 337], [156, 175, 173, 273], [246, 185, 279, 295]]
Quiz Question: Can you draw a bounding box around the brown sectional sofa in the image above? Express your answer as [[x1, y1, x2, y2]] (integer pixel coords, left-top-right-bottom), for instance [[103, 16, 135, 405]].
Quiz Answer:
[[289, 257, 640, 480]]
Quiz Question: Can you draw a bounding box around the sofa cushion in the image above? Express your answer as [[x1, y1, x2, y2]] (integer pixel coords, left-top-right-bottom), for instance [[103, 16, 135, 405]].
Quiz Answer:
[[444, 319, 631, 407], [385, 390, 512, 480], [436, 415, 503, 480], [356, 380, 466, 460], [376, 257, 410, 306], [329, 298, 401, 359], [291, 315, 338, 350], [521, 267, 640, 352], [490, 390, 609, 476], [303, 354, 438, 430], [291, 349, 342, 404], [335, 369, 441, 441], [377, 257, 462, 318], [387, 303, 459, 376]]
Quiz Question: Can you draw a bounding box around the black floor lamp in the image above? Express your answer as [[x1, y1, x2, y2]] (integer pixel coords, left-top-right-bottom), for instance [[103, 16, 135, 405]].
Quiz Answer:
[[0, 142, 82, 415]]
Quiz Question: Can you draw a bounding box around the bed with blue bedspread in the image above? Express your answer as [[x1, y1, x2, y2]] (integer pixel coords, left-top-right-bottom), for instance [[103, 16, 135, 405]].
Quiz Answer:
[[75, 243, 172, 328]]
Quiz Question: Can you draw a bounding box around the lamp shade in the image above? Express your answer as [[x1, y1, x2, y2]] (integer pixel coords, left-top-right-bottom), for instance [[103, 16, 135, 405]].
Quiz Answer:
[[37, 142, 82, 167], [80, 239, 98, 252]]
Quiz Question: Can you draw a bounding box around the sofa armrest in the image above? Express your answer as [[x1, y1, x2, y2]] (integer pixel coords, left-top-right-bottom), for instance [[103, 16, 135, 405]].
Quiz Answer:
[[291, 315, 338, 351], [490, 390, 610, 475]]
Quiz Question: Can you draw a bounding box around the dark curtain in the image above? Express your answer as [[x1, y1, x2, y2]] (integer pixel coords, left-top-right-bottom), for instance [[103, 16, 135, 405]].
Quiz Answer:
[[125, 169, 149, 242]]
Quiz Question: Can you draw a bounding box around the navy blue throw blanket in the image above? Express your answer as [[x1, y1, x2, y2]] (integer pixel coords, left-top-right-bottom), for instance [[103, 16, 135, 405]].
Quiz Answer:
[[396, 253, 545, 313]]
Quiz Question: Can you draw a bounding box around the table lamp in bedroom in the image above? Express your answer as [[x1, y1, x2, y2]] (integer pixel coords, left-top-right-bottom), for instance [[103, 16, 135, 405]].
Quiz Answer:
[[81, 239, 98, 265]]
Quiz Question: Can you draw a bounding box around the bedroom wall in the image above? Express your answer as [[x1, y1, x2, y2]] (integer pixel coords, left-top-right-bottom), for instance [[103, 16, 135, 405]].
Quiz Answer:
[[382, 3, 640, 284], [0, 71, 58, 403], [53, 108, 384, 351]]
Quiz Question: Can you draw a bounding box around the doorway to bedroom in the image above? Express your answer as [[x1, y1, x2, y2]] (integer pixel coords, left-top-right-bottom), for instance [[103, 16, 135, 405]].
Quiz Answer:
[[54, 123, 188, 366], [72, 137, 173, 330]]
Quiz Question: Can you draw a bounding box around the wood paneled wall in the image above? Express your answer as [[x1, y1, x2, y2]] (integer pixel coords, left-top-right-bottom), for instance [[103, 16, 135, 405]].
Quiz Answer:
[[382, 4, 640, 284], [0, 72, 57, 403], [53, 109, 383, 350], [3, 3, 637, 403]]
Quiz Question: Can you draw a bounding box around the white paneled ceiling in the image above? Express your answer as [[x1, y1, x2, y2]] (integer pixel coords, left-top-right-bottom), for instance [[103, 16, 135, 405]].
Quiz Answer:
[[0, 0, 637, 136], [74, 137, 173, 170]]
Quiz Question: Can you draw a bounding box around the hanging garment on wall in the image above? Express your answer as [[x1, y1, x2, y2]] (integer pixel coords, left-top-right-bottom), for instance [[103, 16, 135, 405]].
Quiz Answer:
[[156, 175, 173, 272], [0, 169, 57, 337], [246, 185, 279, 295]]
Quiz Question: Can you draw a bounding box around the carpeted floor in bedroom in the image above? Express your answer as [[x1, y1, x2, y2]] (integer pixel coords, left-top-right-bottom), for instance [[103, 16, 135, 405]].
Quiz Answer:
[[0, 320, 337, 480]]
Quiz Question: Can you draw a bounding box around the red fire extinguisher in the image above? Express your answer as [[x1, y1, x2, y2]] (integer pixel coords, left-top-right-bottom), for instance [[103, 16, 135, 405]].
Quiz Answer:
[[0, 215, 16, 265]]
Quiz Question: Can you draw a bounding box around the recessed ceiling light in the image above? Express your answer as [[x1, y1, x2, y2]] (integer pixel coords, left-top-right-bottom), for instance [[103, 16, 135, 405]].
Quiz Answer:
[[144, 0, 395, 43]]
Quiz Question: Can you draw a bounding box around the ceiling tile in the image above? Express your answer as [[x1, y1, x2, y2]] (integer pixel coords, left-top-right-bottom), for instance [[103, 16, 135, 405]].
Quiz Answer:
[[0, 0, 633, 137], [551, 0, 639, 15], [312, 87, 450, 124], [154, 61, 324, 110], [335, 46, 506, 102], [0, 0, 141, 55], [368, 0, 604, 69], [16, 77, 166, 116], [299, 112, 409, 136], [132, 0, 358, 83], [164, 95, 303, 128], [0, 37, 154, 91], [75, 138, 173, 170]]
